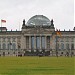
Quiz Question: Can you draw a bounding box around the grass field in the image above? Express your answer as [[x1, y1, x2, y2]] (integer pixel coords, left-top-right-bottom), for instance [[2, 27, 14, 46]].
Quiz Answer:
[[0, 56, 74, 75]]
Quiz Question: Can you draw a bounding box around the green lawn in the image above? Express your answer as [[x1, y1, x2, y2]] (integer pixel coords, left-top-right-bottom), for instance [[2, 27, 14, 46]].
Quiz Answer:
[[0, 56, 74, 75]]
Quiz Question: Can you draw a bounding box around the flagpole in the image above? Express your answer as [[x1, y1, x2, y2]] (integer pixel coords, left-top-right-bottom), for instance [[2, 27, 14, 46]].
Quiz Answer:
[[1, 20, 2, 31]]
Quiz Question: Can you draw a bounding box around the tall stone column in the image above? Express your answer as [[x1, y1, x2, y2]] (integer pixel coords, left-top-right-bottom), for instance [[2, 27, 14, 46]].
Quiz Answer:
[[29, 36, 31, 50], [45, 36, 47, 50], [24, 36, 26, 49], [40, 36, 41, 51], [34, 36, 36, 49]]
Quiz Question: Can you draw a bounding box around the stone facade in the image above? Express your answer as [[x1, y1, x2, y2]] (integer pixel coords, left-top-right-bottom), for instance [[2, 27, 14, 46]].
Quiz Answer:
[[0, 15, 75, 56]]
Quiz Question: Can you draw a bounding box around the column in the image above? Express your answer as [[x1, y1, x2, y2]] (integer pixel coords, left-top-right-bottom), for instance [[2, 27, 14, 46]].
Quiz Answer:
[[29, 36, 31, 50], [24, 36, 26, 49], [45, 36, 47, 50], [34, 36, 36, 49], [40, 36, 41, 50]]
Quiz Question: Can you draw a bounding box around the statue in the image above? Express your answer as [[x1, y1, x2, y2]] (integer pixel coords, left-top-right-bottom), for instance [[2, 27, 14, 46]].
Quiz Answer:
[[51, 19, 53, 25], [23, 19, 25, 25]]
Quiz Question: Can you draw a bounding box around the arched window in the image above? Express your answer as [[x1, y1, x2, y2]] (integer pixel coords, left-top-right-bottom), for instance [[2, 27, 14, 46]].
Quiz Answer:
[[61, 43, 64, 50], [3, 43, 6, 49], [7, 43, 12, 50], [12, 43, 16, 50]]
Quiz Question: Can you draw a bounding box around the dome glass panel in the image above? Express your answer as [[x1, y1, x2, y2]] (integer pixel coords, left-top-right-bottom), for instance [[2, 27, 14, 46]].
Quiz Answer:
[[26, 15, 51, 26]]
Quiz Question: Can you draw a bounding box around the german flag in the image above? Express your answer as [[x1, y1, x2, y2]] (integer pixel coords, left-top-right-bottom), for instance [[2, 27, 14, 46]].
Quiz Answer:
[[56, 29, 61, 37]]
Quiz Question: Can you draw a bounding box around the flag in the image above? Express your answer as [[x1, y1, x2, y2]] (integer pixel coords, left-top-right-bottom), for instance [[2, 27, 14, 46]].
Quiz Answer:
[[56, 29, 61, 37], [1, 20, 6, 23]]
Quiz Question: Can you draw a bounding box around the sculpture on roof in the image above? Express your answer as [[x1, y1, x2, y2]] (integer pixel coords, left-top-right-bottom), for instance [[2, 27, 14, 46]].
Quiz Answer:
[[51, 19, 53, 25], [22, 19, 25, 26]]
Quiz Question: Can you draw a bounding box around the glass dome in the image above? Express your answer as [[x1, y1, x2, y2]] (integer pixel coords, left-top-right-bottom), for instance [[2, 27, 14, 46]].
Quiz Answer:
[[26, 15, 51, 26]]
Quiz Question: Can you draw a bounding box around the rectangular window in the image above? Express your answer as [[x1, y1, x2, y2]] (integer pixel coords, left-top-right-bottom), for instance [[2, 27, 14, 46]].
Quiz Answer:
[[66, 43, 69, 50], [3, 43, 6, 49], [71, 43, 74, 50]]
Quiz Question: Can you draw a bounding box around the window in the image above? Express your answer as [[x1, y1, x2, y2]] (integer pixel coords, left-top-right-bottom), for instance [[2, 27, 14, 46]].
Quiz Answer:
[[56, 37, 59, 42], [7, 43, 12, 50], [61, 43, 64, 50], [12, 43, 16, 50], [66, 43, 69, 50], [3, 43, 6, 49], [71, 43, 74, 50]]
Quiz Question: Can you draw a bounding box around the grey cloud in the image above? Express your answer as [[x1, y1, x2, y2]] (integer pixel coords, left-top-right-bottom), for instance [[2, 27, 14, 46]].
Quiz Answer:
[[0, 0, 74, 30]]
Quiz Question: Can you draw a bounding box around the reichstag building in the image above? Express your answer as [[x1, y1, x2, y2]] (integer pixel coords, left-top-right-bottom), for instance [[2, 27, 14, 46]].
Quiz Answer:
[[0, 15, 75, 56]]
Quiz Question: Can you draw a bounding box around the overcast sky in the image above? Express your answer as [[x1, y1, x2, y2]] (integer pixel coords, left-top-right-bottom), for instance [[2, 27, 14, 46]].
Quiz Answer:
[[0, 0, 74, 31]]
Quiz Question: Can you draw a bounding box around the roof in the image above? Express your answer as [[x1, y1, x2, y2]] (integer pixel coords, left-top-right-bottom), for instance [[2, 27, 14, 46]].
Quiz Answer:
[[26, 15, 51, 26], [0, 27, 7, 30]]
